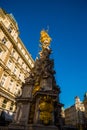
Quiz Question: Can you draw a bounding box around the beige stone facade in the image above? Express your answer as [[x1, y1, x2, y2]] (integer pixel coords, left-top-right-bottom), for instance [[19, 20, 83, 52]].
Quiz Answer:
[[0, 8, 34, 115], [64, 96, 85, 129], [83, 93, 87, 127]]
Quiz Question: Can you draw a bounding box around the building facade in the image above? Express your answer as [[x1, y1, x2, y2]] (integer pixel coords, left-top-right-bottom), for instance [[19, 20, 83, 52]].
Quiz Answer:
[[65, 96, 85, 129], [0, 8, 34, 115], [83, 92, 87, 128]]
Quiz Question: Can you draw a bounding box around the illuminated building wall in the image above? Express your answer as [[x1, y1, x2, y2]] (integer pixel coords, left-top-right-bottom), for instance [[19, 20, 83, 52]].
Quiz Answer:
[[0, 8, 34, 115]]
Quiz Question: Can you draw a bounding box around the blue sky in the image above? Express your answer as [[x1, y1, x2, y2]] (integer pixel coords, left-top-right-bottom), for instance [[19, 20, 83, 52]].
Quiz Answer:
[[0, 0, 87, 108]]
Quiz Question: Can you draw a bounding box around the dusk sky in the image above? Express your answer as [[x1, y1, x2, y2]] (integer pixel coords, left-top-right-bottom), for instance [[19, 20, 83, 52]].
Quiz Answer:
[[0, 0, 87, 108]]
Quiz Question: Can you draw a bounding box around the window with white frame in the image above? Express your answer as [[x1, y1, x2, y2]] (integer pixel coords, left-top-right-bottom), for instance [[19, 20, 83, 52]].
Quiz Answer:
[[22, 63, 26, 69], [22, 61, 24, 66], [0, 74, 7, 87], [2, 37, 7, 44], [8, 24, 13, 33], [8, 79, 13, 92], [19, 72, 22, 78], [20, 72, 24, 82], [11, 49, 15, 56], [14, 84, 20, 96], [14, 66, 17, 75], [26, 66, 28, 70], [7, 59, 12, 68]]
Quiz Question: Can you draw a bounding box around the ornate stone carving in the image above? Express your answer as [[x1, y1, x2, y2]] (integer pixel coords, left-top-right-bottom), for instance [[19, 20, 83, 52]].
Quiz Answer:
[[39, 96, 53, 125], [25, 73, 34, 85]]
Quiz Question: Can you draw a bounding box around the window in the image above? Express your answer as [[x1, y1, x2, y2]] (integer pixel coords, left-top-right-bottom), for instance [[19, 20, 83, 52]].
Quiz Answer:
[[22, 62, 24, 66], [8, 79, 13, 91], [14, 84, 20, 96], [2, 37, 7, 44], [31, 63, 34, 67], [17, 56, 20, 62], [19, 72, 21, 78], [7, 59, 12, 68], [22, 63, 26, 69], [27, 68, 30, 72], [25, 55, 28, 60], [22, 49, 25, 54], [2, 99, 8, 108], [14, 66, 17, 74], [8, 24, 13, 33], [18, 43, 21, 49], [10, 102, 14, 111], [29, 59, 32, 64], [0, 74, 7, 86], [11, 49, 15, 56]]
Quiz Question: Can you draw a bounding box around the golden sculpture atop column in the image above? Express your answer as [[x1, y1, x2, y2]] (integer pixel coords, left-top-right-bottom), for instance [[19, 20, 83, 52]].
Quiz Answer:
[[40, 30, 52, 49]]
